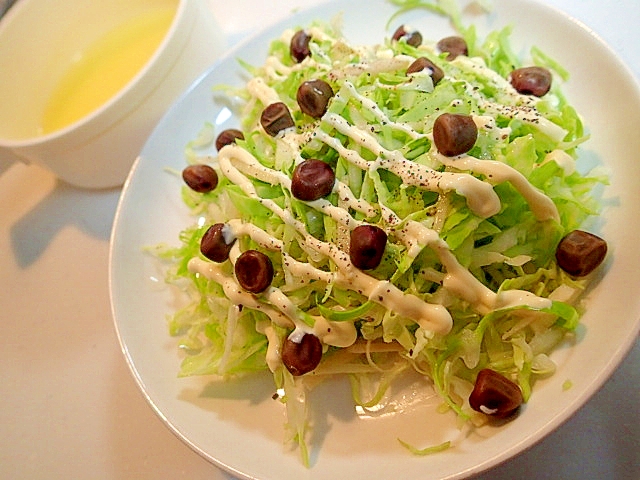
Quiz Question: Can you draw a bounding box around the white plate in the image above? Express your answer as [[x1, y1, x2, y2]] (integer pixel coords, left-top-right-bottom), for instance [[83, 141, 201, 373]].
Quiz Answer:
[[109, 0, 640, 478]]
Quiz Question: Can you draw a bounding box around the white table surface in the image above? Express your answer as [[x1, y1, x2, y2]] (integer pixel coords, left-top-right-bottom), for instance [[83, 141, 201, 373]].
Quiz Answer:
[[1, 0, 638, 478]]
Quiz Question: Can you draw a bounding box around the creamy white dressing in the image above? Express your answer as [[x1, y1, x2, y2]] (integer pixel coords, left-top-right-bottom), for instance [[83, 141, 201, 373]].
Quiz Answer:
[[187, 257, 294, 329], [256, 319, 282, 371], [432, 151, 560, 222], [481, 101, 567, 142], [190, 248, 357, 351], [312, 315, 357, 347], [282, 252, 332, 283], [451, 56, 567, 142], [336, 182, 378, 218], [495, 289, 552, 310], [227, 219, 282, 250], [246, 77, 281, 106], [329, 56, 412, 80], [264, 56, 292, 81], [316, 114, 502, 218], [452, 55, 525, 101], [479, 405, 499, 415], [340, 81, 423, 139], [220, 223, 236, 245]]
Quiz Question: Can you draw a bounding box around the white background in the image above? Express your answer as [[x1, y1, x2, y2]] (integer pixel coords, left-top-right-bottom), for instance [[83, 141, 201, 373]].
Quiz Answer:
[[0, 0, 638, 479]]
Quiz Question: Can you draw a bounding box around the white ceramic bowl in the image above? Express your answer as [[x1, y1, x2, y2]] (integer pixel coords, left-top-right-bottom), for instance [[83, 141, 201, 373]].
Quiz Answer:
[[0, 0, 225, 188]]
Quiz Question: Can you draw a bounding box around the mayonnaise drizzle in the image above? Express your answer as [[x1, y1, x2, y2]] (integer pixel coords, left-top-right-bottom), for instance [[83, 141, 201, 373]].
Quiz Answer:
[[246, 77, 281, 106], [321, 81, 560, 221], [432, 151, 560, 222], [451, 56, 568, 142], [316, 114, 502, 218], [187, 257, 293, 329]]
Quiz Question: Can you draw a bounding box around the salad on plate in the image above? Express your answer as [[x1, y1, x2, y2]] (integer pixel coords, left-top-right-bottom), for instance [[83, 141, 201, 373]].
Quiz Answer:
[[150, 0, 608, 465]]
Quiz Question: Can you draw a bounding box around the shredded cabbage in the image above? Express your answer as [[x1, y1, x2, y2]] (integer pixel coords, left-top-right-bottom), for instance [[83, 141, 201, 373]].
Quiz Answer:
[[151, 2, 607, 466]]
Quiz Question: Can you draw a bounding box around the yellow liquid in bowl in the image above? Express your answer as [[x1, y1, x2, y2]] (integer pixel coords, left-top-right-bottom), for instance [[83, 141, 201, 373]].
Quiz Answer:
[[41, 7, 175, 134]]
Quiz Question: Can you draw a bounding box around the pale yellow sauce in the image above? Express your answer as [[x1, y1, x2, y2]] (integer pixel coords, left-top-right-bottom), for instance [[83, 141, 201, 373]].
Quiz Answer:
[[40, 6, 176, 134]]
